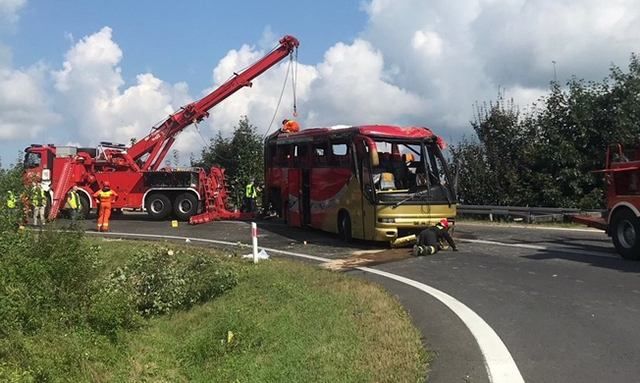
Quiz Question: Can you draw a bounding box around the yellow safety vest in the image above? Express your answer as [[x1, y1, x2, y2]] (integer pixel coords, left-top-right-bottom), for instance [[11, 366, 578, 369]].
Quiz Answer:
[[6, 191, 16, 209], [68, 191, 81, 209], [31, 187, 47, 207], [245, 183, 257, 198]]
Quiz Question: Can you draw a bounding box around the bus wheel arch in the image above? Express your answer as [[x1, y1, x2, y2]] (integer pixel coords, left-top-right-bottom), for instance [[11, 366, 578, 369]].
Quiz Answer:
[[610, 207, 640, 260], [338, 209, 352, 242]]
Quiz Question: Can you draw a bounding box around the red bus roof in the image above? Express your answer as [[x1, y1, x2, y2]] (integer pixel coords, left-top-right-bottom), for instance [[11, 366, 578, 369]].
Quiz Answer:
[[268, 125, 436, 141]]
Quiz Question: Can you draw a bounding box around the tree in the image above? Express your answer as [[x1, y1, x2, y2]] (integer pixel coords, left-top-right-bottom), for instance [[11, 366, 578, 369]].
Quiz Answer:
[[452, 54, 640, 209], [195, 116, 264, 207]]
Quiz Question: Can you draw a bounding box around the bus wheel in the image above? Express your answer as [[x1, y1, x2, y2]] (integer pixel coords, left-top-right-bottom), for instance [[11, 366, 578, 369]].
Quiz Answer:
[[611, 208, 640, 260], [338, 211, 352, 242], [146, 193, 172, 220], [174, 192, 198, 221]]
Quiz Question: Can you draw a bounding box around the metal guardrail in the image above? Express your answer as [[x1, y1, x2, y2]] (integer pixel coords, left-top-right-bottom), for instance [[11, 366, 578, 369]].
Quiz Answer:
[[457, 204, 605, 223]]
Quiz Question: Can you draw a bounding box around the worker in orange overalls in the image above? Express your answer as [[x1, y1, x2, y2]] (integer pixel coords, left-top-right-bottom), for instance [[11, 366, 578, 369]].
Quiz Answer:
[[281, 119, 300, 133], [93, 181, 118, 232]]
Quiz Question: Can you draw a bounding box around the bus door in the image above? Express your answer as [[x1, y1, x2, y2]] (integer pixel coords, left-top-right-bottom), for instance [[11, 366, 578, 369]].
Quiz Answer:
[[355, 137, 377, 240], [301, 169, 311, 225], [287, 168, 302, 226]]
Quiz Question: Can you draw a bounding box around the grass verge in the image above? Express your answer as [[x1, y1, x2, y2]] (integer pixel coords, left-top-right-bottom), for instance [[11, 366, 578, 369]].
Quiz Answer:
[[2, 237, 427, 382]]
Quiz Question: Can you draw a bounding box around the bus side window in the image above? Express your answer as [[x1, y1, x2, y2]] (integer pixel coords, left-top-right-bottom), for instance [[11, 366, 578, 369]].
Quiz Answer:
[[294, 144, 308, 167], [331, 143, 349, 168], [314, 143, 328, 167], [276, 144, 292, 167]]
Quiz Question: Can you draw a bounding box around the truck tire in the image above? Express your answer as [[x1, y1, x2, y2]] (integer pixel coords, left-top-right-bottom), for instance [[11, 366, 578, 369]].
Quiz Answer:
[[611, 209, 640, 260], [145, 193, 172, 220], [173, 192, 198, 221]]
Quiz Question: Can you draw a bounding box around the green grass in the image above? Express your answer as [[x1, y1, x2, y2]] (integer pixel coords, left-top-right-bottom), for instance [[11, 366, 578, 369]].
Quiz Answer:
[[3, 238, 427, 383]]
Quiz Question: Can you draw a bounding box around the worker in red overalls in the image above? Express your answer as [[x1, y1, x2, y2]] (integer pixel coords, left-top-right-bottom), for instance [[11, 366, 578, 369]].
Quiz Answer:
[[281, 119, 300, 133], [93, 181, 118, 232]]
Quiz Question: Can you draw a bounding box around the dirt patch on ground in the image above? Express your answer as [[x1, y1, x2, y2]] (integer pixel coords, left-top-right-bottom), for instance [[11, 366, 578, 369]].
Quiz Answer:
[[321, 248, 413, 271]]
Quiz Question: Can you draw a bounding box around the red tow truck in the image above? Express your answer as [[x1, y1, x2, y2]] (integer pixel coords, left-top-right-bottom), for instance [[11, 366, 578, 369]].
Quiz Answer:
[[22, 35, 299, 224], [573, 144, 640, 260]]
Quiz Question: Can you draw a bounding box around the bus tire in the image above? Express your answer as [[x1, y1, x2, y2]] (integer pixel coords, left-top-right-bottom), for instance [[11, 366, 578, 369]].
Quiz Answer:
[[611, 208, 640, 260], [173, 192, 198, 221], [146, 193, 172, 220], [338, 211, 352, 242]]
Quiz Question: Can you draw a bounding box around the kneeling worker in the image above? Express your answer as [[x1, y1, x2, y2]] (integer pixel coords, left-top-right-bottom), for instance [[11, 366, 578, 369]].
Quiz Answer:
[[413, 218, 458, 256], [281, 119, 300, 133]]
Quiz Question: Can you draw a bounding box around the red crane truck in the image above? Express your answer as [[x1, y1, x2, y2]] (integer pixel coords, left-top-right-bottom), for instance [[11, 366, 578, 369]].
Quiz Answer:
[[22, 35, 299, 224], [573, 144, 640, 260]]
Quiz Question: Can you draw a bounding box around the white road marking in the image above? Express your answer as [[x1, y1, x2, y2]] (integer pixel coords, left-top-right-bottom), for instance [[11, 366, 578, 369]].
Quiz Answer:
[[86, 230, 525, 383], [460, 238, 615, 258], [458, 222, 604, 233]]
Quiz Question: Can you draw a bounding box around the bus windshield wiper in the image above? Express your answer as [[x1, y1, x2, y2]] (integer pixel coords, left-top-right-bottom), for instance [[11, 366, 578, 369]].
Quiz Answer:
[[392, 189, 430, 209]]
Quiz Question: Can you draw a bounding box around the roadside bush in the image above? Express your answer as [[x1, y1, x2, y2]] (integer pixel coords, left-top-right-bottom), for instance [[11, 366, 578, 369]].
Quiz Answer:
[[102, 246, 239, 317], [0, 227, 99, 335]]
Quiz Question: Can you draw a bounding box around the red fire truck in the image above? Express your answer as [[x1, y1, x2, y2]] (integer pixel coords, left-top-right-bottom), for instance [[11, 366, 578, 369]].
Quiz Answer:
[[263, 125, 457, 245], [22, 35, 299, 224], [573, 144, 640, 259]]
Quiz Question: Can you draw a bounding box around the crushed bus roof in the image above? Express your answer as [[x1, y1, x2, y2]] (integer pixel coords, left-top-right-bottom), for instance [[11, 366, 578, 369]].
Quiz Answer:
[[268, 125, 436, 141]]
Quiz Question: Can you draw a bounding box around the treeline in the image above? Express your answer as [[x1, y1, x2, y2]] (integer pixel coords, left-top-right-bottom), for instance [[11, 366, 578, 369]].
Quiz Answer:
[[451, 54, 640, 209]]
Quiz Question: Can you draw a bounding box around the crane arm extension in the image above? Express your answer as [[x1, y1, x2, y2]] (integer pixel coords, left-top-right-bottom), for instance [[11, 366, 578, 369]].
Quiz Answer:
[[128, 35, 299, 171]]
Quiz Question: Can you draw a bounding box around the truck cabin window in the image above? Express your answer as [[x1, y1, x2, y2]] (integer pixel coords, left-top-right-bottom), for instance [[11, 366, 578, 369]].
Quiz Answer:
[[24, 152, 41, 169]]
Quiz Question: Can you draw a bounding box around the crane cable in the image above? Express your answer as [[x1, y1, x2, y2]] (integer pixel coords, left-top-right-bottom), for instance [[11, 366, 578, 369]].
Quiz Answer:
[[262, 50, 295, 140], [292, 47, 298, 117]]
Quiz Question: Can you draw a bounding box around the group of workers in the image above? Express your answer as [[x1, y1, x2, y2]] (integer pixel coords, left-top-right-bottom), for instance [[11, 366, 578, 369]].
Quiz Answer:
[[2, 181, 117, 232]]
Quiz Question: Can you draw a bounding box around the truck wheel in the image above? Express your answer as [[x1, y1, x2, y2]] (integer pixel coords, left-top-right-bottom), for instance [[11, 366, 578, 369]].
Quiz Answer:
[[145, 193, 172, 220], [338, 211, 352, 242], [173, 192, 198, 221], [611, 209, 640, 260]]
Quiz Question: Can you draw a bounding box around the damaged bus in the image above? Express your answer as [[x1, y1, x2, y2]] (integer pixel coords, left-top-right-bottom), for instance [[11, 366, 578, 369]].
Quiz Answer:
[[264, 125, 457, 245]]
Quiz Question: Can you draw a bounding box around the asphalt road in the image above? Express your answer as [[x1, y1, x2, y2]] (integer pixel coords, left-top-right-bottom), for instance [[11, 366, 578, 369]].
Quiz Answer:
[[74, 215, 640, 383]]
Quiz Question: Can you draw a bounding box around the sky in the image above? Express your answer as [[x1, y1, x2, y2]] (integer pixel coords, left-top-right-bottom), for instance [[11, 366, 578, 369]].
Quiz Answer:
[[1, 0, 640, 166]]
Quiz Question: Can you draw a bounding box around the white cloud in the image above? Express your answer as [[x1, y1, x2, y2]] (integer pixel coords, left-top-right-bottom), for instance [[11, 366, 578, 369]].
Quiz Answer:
[[0, 64, 60, 140], [360, 0, 640, 134], [0, 0, 26, 25], [52, 27, 194, 161]]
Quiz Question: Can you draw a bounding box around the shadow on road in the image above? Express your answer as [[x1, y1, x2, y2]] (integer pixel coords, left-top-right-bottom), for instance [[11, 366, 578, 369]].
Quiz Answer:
[[525, 247, 640, 273]]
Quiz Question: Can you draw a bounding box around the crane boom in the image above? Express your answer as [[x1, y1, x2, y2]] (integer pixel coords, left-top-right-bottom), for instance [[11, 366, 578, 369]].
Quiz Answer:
[[128, 35, 299, 171]]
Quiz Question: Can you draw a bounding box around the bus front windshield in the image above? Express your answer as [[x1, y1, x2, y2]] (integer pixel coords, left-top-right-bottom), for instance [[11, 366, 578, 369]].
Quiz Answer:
[[368, 139, 455, 204]]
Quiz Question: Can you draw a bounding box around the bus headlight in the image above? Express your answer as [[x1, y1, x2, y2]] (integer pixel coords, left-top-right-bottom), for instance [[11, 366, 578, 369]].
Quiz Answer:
[[378, 218, 395, 223]]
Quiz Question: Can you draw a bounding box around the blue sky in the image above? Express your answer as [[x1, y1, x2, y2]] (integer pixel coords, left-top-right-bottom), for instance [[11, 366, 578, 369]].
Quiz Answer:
[[7, 1, 366, 87], [2, 0, 640, 167]]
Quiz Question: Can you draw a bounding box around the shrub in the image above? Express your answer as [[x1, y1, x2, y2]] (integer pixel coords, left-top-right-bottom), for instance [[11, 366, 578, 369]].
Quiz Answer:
[[102, 246, 238, 317]]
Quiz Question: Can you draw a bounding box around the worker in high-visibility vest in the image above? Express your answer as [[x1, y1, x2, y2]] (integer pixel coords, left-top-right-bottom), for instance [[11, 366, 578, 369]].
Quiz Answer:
[[243, 179, 258, 213], [6, 190, 17, 209], [66, 186, 83, 221], [31, 183, 47, 227], [4, 190, 18, 227], [93, 181, 118, 232], [281, 119, 300, 133]]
